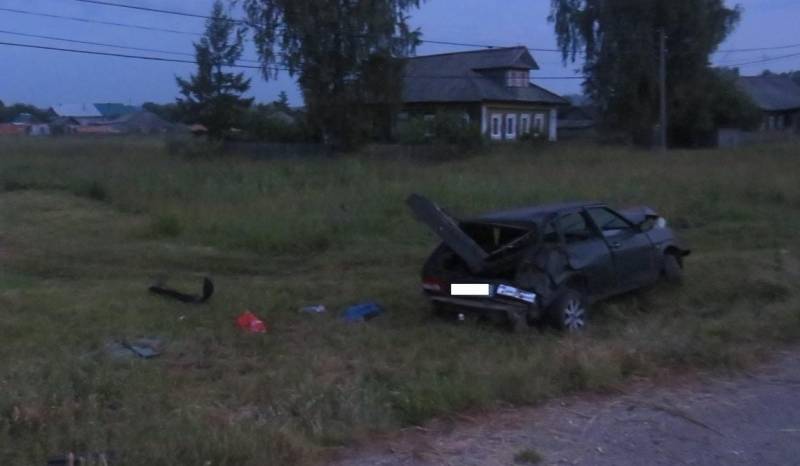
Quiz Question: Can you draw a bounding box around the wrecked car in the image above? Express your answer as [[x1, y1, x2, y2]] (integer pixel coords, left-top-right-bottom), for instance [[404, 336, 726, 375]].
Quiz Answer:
[[407, 194, 690, 332]]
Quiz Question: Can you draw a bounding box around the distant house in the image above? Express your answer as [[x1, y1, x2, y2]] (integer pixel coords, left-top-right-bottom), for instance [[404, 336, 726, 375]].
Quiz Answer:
[[50, 104, 105, 126], [94, 103, 140, 119], [49, 116, 80, 135], [401, 47, 569, 141], [737, 75, 800, 132], [5, 113, 50, 136], [48, 103, 184, 136], [109, 111, 182, 134], [10, 112, 40, 125], [73, 125, 122, 135], [0, 123, 27, 136], [557, 105, 598, 139]]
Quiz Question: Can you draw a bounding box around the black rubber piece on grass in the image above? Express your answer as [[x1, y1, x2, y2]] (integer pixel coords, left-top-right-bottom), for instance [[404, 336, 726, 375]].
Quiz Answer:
[[149, 277, 214, 304]]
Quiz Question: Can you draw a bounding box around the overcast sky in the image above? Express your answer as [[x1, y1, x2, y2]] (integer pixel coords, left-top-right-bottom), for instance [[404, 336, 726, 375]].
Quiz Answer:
[[1, 0, 798, 108]]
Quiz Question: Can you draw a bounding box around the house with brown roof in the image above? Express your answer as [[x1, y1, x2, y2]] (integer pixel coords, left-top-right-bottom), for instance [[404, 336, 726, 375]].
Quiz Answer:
[[401, 47, 570, 141]]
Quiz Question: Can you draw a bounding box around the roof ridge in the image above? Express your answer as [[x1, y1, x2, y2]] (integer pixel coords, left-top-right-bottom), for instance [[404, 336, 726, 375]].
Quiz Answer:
[[406, 46, 528, 60]]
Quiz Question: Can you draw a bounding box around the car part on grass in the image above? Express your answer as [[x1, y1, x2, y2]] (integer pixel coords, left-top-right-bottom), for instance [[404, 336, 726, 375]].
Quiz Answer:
[[300, 304, 327, 314], [148, 277, 214, 303], [235, 311, 268, 333], [104, 338, 164, 360], [407, 194, 690, 332], [342, 302, 384, 322]]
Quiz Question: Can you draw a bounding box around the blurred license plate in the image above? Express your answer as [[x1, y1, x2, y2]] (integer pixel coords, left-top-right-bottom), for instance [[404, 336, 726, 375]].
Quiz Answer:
[[496, 285, 536, 303], [450, 284, 491, 296]]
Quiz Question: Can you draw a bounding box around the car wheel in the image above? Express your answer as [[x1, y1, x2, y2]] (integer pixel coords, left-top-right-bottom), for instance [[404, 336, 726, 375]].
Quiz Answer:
[[663, 253, 683, 284], [549, 289, 588, 333]]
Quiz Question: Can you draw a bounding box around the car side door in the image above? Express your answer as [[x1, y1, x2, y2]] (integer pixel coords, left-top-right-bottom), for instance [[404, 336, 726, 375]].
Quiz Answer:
[[585, 207, 658, 290], [555, 210, 616, 299]]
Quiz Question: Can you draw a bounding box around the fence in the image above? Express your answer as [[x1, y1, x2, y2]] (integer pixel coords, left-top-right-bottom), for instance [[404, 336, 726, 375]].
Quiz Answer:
[[717, 128, 799, 148]]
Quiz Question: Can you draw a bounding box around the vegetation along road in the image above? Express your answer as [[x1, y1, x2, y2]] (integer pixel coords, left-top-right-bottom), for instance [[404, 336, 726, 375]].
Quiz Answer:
[[1, 138, 799, 465], [334, 349, 800, 466]]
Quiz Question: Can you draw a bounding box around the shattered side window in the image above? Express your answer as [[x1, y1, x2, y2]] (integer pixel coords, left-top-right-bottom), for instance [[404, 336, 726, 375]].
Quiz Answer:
[[587, 208, 633, 237], [557, 212, 594, 243]]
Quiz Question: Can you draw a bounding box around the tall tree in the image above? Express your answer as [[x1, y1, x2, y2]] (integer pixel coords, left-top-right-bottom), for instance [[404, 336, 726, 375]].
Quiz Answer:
[[177, 0, 253, 140], [550, 0, 743, 146], [241, 0, 423, 149]]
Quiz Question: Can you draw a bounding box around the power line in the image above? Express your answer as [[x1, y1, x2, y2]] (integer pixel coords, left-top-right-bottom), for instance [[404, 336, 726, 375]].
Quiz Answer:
[[21, 1, 800, 60], [0, 39, 583, 80], [716, 43, 800, 54], [9, 3, 797, 73], [0, 40, 286, 71], [0, 29, 261, 63], [0, 6, 201, 36], [67, 0, 565, 53], [721, 51, 800, 68], [71, 0, 253, 26], [72, 0, 213, 20]]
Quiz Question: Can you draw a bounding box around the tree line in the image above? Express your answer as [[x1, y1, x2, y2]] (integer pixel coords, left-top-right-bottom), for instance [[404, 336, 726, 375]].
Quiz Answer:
[[1, 1, 779, 148]]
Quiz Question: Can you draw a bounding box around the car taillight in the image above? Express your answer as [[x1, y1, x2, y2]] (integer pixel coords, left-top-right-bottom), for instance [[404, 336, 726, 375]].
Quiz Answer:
[[422, 277, 445, 292]]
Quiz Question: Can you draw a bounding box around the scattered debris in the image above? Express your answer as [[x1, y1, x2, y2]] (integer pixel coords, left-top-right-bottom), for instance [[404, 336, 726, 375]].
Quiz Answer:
[[104, 338, 164, 360], [342, 302, 384, 322], [236, 311, 268, 333], [300, 304, 327, 314], [148, 277, 214, 303]]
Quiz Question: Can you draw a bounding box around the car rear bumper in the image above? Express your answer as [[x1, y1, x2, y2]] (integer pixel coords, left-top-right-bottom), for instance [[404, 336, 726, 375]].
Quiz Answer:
[[426, 294, 542, 320]]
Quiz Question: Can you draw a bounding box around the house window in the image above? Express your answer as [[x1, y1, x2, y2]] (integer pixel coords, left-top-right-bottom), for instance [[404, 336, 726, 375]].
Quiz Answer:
[[520, 114, 530, 134], [490, 114, 502, 140], [505, 114, 516, 139], [506, 70, 530, 87], [533, 113, 545, 135]]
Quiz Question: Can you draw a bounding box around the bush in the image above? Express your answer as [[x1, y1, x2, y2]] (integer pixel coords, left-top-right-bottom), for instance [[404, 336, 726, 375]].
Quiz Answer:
[[394, 118, 430, 145], [395, 112, 485, 152]]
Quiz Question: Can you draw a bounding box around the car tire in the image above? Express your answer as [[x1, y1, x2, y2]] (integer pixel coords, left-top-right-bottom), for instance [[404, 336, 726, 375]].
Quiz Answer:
[[663, 253, 683, 284], [549, 289, 588, 333]]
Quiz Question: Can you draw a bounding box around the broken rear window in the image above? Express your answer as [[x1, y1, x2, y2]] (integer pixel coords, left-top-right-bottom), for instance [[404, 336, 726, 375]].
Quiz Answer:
[[460, 222, 534, 254]]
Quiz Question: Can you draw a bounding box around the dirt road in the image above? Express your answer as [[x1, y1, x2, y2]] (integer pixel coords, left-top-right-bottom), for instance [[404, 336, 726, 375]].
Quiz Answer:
[[333, 350, 800, 466]]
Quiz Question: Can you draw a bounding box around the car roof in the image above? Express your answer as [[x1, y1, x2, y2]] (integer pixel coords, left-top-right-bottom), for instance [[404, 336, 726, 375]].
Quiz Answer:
[[469, 201, 604, 226]]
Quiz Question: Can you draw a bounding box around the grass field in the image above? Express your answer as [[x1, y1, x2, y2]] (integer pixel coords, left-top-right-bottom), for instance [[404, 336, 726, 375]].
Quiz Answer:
[[1, 137, 799, 465]]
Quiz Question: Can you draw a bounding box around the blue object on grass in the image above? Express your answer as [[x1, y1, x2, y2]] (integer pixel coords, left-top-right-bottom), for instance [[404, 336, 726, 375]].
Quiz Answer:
[[342, 302, 384, 322]]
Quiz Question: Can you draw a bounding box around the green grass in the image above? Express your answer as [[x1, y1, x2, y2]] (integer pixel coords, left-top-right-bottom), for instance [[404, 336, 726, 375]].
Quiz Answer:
[[1, 137, 800, 465]]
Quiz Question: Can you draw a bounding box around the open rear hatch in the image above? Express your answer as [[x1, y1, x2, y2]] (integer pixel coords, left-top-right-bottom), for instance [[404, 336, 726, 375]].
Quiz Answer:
[[406, 194, 490, 274], [406, 194, 537, 275]]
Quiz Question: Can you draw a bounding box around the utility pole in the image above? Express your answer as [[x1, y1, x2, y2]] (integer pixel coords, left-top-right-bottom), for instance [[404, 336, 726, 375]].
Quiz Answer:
[[658, 29, 668, 152]]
